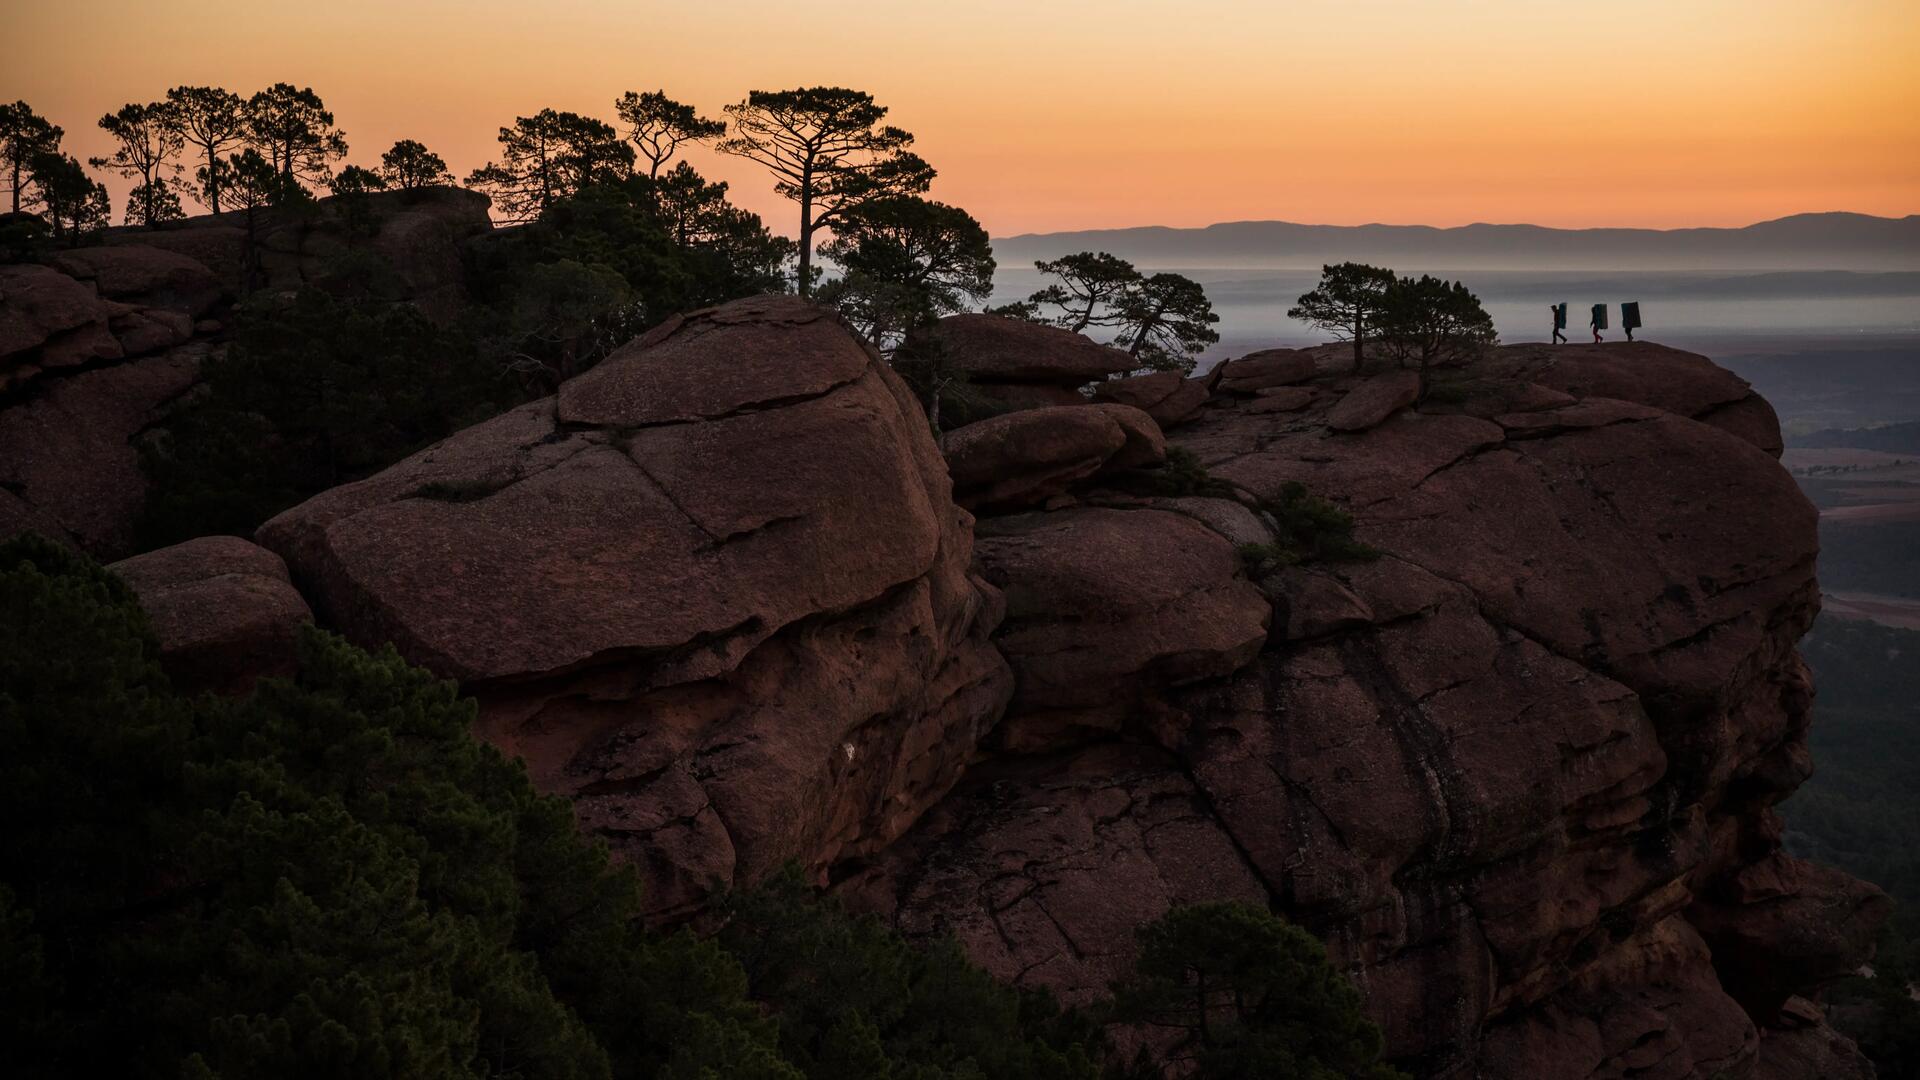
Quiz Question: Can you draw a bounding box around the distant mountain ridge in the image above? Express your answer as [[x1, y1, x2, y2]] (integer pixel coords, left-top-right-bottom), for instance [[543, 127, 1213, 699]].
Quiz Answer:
[[1792, 419, 1920, 453], [994, 212, 1920, 271]]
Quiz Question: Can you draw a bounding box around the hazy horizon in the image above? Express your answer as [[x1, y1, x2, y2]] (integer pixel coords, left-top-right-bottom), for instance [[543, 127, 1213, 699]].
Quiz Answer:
[[9, 1, 1917, 236]]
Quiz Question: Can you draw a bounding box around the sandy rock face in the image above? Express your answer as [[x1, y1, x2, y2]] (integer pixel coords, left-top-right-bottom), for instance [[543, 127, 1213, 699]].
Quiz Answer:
[[109, 535, 311, 694], [259, 296, 1012, 919], [851, 343, 1882, 1079]]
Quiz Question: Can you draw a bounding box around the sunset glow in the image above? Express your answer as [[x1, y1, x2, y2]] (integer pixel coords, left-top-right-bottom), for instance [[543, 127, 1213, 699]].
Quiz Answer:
[[7, 0, 1918, 235]]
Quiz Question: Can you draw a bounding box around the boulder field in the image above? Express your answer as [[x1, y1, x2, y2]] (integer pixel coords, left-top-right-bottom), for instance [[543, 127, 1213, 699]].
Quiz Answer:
[[109, 303, 1883, 1079]]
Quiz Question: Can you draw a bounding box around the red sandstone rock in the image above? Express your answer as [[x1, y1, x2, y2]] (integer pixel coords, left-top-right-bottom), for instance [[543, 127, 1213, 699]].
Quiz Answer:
[[857, 340, 1871, 1079], [0, 264, 121, 376], [1214, 348, 1318, 393], [942, 405, 1128, 511], [1089, 403, 1167, 468], [109, 535, 312, 694], [920, 313, 1136, 383], [972, 506, 1269, 749], [259, 296, 1010, 919], [1247, 386, 1315, 413], [1091, 371, 1212, 428], [0, 346, 205, 556], [1326, 369, 1422, 431], [48, 244, 223, 317]]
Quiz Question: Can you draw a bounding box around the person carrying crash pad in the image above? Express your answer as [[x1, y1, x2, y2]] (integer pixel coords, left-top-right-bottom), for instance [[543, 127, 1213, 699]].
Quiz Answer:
[[1622, 301, 1642, 342], [1551, 302, 1567, 344], [1590, 303, 1607, 343]]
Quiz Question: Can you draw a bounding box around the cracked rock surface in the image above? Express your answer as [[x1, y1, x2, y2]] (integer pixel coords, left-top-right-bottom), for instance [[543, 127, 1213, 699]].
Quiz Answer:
[[258, 296, 1013, 920], [847, 341, 1886, 1079], [156, 306, 1880, 1078]]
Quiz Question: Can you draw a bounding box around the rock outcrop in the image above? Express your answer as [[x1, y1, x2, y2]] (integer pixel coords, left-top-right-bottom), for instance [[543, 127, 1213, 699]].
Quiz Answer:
[[848, 342, 1885, 1078], [918, 313, 1136, 410], [941, 403, 1164, 511], [257, 296, 1012, 920], [117, 316, 1880, 1079], [1212, 347, 1319, 394], [0, 187, 495, 558], [109, 535, 311, 694], [973, 506, 1269, 750], [1092, 370, 1211, 428]]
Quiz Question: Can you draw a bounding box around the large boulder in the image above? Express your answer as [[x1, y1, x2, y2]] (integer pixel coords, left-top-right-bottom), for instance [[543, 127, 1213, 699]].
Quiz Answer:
[[1092, 370, 1211, 428], [923, 313, 1137, 383], [0, 264, 121, 382], [942, 406, 1129, 511], [1213, 348, 1318, 393], [258, 296, 1011, 919], [109, 535, 312, 694]]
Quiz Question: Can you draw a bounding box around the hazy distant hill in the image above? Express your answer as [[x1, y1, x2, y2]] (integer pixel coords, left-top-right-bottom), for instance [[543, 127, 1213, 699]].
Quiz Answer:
[[993, 212, 1920, 271], [1793, 420, 1920, 453]]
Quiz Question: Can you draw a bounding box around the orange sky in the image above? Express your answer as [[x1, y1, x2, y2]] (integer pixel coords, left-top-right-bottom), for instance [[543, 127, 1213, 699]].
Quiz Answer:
[[6, 0, 1917, 236]]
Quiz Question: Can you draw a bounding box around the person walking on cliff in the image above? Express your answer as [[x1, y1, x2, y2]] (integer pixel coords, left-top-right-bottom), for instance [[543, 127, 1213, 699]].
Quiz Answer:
[[1622, 301, 1642, 342], [1551, 303, 1567, 344], [1590, 303, 1607, 343]]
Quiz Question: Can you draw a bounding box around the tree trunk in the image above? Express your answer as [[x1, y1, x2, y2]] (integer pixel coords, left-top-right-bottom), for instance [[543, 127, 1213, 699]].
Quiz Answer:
[[797, 180, 814, 297]]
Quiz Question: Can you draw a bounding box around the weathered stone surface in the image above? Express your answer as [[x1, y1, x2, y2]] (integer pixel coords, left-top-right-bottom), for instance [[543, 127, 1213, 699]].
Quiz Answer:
[[837, 743, 1269, 1007], [49, 244, 223, 316], [973, 507, 1269, 749], [1326, 369, 1421, 431], [1751, 999, 1876, 1080], [1089, 403, 1166, 468], [260, 296, 1011, 919], [1, 188, 495, 559], [1248, 386, 1315, 413], [1092, 371, 1211, 428], [0, 264, 121, 376], [110, 535, 311, 694], [1269, 567, 1374, 639], [1152, 495, 1272, 547], [1214, 347, 1317, 393], [855, 341, 1874, 1079], [942, 406, 1128, 511], [0, 346, 205, 555], [920, 313, 1136, 383]]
